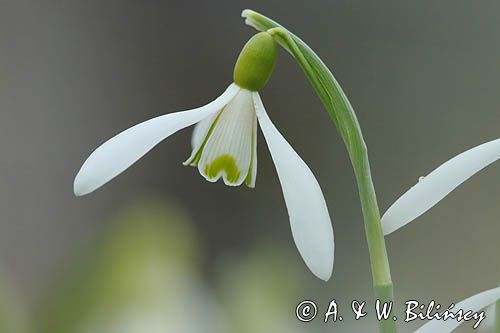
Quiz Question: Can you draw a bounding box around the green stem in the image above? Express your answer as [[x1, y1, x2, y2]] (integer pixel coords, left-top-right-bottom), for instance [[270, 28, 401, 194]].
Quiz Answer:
[[242, 10, 396, 332], [353, 153, 396, 333]]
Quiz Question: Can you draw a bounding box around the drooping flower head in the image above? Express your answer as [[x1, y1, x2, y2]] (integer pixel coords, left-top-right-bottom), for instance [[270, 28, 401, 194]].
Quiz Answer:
[[183, 32, 277, 187], [74, 32, 334, 280]]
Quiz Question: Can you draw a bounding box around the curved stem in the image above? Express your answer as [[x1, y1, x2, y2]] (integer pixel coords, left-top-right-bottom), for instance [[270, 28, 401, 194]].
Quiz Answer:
[[353, 147, 396, 333], [243, 10, 396, 333]]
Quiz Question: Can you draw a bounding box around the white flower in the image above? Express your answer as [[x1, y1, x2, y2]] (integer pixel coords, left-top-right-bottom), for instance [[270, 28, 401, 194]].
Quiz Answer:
[[382, 138, 500, 235], [74, 32, 334, 281], [414, 286, 500, 332]]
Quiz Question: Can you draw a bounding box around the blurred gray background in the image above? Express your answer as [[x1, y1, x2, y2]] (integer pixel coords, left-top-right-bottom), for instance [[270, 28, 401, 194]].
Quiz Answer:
[[1, 1, 499, 332]]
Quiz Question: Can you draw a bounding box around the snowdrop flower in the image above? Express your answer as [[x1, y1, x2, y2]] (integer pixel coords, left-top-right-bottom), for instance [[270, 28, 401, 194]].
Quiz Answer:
[[479, 303, 497, 332], [415, 286, 500, 332], [74, 32, 334, 281], [382, 138, 500, 235]]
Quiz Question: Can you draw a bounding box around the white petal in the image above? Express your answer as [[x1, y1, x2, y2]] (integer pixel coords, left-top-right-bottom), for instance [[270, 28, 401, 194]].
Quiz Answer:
[[197, 89, 256, 187], [253, 92, 334, 281], [183, 112, 220, 166], [192, 114, 218, 149], [415, 287, 500, 333], [73, 84, 240, 196], [382, 138, 500, 235], [479, 303, 496, 331]]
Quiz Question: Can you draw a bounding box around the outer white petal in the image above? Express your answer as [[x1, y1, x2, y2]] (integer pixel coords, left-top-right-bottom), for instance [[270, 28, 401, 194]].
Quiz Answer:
[[479, 303, 496, 331], [253, 92, 334, 281], [415, 287, 500, 333], [74, 84, 240, 196], [382, 138, 500, 235], [197, 89, 256, 187]]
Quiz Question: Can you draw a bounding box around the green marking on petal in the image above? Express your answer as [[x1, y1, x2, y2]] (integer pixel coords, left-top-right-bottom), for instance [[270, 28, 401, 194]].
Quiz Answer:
[[245, 127, 255, 187], [204, 155, 241, 183], [186, 110, 224, 167]]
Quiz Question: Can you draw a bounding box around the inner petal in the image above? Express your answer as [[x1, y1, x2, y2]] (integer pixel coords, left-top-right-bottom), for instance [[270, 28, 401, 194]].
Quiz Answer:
[[183, 112, 221, 166], [197, 89, 256, 186]]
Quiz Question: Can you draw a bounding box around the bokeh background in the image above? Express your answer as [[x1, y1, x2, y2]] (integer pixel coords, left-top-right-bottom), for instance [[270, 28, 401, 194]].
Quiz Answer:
[[1, 1, 499, 332]]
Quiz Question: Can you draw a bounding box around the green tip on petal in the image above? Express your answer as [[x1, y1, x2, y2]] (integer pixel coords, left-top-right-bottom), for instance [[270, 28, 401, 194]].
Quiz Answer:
[[204, 155, 241, 184], [233, 32, 277, 91]]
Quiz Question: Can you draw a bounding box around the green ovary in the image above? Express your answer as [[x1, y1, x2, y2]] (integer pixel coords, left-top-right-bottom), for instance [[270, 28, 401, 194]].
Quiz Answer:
[[204, 155, 241, 183], [233, 32, 277, 91]]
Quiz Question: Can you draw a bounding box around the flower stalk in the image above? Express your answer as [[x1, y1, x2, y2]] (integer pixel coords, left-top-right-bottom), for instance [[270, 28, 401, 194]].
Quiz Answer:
[[242, 10, 397, 332]]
